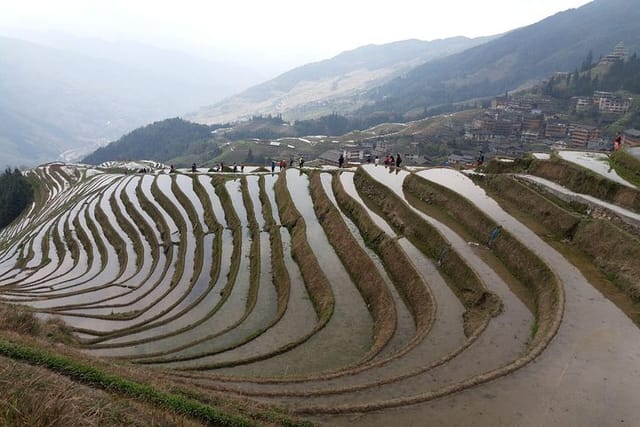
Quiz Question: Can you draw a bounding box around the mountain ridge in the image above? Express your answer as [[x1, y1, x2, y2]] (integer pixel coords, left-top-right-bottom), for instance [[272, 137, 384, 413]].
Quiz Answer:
[[189, 35, 496, 124], [363, 0, 640, 117]]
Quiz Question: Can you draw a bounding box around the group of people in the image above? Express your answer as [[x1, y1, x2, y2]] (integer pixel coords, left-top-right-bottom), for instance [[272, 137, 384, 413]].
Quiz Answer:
[[271, 156, 305, 173], [382, 153, 402, 168], [169, 162, 246, 173]]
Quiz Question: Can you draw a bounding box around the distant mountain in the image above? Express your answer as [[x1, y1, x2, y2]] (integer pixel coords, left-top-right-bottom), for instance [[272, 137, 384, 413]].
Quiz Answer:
[[189, 36, 495, 124], [363, 0, 640, 117], [0, 35, 260, 169]]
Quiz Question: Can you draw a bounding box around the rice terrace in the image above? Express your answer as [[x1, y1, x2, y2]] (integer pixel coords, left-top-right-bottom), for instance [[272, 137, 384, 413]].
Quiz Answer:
[[1, 150, 640, 426]]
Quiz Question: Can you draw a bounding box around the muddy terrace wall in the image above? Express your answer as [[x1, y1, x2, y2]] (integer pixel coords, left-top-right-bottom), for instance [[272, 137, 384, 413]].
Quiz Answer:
[[403, 174, 561, 347], [484, 155, 640, 213], [308, 172, 395, 360], [353, 168, 498, 336], [331, 173, 433, 335], [480, 174, 640, 304]]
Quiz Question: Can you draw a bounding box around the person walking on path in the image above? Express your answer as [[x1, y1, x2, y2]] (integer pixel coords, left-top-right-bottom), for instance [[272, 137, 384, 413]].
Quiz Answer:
[[271, 160, 276, 173], [374, 155, 379, 166], [338, 153, 345, 168], [299, 156, 304, 168], [487, 225, 502, 248], [396, 153, 402, 169], [191, 162, 197, 173]]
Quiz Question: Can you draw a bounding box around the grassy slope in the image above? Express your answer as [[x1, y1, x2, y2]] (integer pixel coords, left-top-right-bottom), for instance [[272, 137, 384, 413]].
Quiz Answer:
[[0, 305, 308, 426]]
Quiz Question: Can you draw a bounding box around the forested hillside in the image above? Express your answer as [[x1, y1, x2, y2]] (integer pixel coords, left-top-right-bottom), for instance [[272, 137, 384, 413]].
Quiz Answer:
[[83, 118, 218, 164], [0, 168, 33, 229]]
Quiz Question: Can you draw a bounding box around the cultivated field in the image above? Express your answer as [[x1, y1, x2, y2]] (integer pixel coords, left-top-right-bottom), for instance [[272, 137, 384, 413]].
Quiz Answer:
[[1, 153, 640, 425]]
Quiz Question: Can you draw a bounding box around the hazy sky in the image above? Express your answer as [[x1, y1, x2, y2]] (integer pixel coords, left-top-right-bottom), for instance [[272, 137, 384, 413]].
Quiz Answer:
[[1, 0, 593, 70]]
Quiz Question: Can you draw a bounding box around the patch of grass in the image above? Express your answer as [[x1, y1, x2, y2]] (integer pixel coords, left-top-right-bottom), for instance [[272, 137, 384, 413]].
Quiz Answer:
[[0, 304, 76, 345], [0, 339, 260, 426], [611, 149, 640, 187]]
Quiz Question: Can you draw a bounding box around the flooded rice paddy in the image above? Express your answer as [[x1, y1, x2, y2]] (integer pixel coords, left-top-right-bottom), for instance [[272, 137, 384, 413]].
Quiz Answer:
[[1, 159, 640, 425]]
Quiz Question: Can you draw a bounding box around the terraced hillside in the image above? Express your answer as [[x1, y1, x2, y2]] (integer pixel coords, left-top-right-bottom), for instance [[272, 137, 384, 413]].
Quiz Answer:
[[1, 153, 640, 425]]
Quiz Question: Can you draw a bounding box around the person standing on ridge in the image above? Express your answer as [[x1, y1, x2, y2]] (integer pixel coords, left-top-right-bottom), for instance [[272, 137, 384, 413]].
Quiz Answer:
[[338, 153, 345, 168], [299, 156, 304, 168], [614, 133, 622, 152], [191, 162, 197, 173], [396, 153, 402, 169]]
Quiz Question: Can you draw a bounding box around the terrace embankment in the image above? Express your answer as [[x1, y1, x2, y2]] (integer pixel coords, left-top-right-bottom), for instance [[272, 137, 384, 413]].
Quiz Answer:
[[353, 168, 498, 336], [526, 157, 640, 212], [404, 173, 559, 348], [611, 148, 640, 187], [274, 172, 334, 325], [480, 173, 640, 306], [308, 171, 396, 361], [331, 172, 433, 340]]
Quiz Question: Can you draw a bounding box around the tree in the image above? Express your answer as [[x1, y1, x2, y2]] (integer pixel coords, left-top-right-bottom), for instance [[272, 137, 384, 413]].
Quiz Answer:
[[581, 50, 594, 72], [0, 168, 34, 229]]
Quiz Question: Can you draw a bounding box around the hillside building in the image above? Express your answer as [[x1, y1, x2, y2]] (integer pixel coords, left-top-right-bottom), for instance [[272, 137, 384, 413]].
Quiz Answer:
[[599, 42, 629, 64], [522, 114, 545, 133], [545, 122, 569, 140], [570, 124, 601, 147], [573, 96, 593, 113], [598, 96, 632, 114]]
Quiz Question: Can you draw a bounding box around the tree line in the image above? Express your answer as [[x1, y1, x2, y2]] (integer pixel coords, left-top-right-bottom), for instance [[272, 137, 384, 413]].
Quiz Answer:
[[543, 53, 640, 99], [0, 168, 33, 229]]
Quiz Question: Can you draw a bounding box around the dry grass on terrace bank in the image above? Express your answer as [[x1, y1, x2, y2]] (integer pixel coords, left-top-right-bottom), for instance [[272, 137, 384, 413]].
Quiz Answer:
[[529, 158, 640, 213], [403, 174, 558, 345], [354, 169, 495, 336], [274, 172, 334, 323], [0, 304, 76, 345], [0, 355, 203, 427], [309, 172, 395, 359], [480, 174, 640, 304], [332, 172, 433, 333]]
